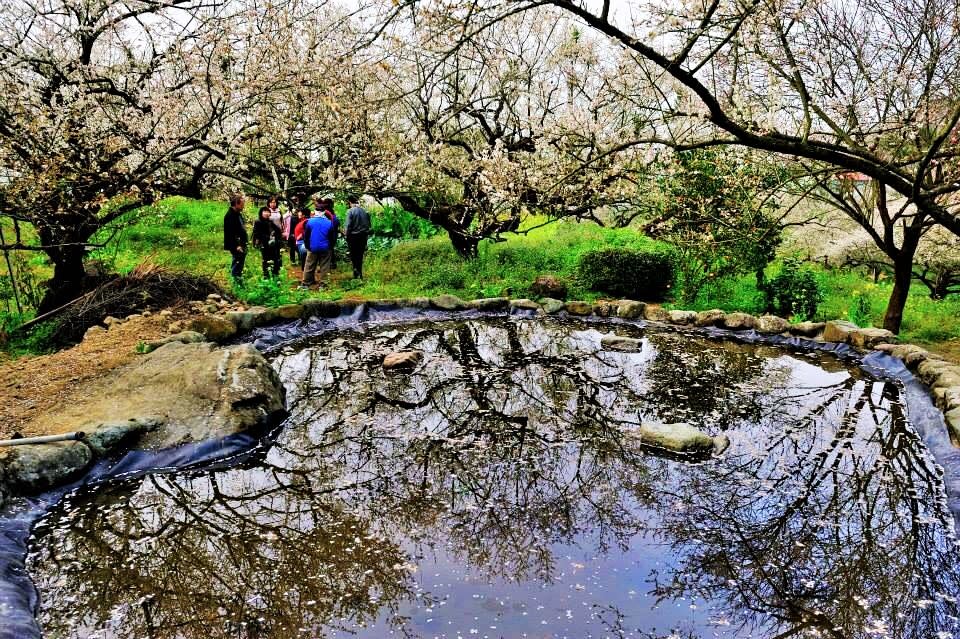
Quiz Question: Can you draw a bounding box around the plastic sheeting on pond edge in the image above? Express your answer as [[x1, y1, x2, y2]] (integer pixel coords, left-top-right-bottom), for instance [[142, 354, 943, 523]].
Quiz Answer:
[[0, 417, 283, 639], [0, 306, 957, 638]]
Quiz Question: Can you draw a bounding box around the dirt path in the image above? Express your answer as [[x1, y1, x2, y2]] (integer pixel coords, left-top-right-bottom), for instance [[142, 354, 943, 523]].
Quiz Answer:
[[0, 310, 188, 441]]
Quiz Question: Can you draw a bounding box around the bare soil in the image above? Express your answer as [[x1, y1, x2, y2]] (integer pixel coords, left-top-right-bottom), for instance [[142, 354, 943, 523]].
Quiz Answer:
[[0, 308, 191, 441]]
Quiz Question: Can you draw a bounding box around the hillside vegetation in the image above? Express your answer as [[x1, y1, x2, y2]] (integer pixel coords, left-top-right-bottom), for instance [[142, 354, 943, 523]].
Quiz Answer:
[[84, 198, 960, 345]]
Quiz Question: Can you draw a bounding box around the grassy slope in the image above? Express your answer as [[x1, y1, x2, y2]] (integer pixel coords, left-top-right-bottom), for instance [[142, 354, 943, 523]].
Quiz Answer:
[[44, 197, 960, 347]]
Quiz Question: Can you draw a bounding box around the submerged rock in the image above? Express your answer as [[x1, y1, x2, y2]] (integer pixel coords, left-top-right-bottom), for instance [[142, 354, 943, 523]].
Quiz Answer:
[[638, 422, 715, 455], [600, 335, 643, 352], [713, 434, 731, 455], [383, 351, 424, 371]]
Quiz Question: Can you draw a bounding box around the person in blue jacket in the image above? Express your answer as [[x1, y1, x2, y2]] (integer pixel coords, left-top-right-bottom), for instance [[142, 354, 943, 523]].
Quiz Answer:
[[300, 204, 334, 289]]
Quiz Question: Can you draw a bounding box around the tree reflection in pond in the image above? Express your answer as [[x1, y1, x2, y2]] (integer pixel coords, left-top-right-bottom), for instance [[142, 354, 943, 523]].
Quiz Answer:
[[27, 317, 960, 639]]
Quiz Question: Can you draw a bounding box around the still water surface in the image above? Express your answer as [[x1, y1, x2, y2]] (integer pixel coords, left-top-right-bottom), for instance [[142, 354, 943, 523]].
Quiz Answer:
[[27, 317, 960, 638]]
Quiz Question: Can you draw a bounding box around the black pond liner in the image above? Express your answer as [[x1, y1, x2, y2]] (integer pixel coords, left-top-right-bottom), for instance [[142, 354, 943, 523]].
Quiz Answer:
[[0, 305, 957, 639]]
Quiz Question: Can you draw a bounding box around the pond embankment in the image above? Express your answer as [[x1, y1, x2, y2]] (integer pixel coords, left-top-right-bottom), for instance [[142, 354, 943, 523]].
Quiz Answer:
[[2, 294, 960, 508]]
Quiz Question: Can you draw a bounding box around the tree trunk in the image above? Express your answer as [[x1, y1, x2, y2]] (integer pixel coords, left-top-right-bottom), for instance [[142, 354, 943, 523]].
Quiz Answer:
[[448, 228, 479, 259], [37, 243, 88, 315], [882, 235, 920, 334]]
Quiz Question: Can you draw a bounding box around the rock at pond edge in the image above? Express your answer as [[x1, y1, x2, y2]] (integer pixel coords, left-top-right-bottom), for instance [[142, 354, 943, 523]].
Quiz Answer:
[[0, 442, 93, 493], [431, 294, 467, 311]]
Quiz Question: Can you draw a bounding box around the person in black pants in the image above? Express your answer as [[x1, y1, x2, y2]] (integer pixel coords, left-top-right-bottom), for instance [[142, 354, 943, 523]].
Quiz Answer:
[[252, 206, 282, 278], [222, 193, 248, 282], [344, 196, 371, 279]]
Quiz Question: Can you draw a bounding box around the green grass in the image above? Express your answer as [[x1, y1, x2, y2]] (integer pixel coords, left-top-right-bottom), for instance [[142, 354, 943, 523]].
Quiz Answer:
[[90, 198, 229, 277], [5, 197, 960, 351], [335, 220, 662, 301], [691, 264, 960, 345]]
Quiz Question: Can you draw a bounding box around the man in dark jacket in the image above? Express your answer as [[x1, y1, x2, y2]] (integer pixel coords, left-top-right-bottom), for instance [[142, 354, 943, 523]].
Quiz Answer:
[[344, 195, 371, 279], [252, 206, 282, 278], [223, 194, 248, 281]]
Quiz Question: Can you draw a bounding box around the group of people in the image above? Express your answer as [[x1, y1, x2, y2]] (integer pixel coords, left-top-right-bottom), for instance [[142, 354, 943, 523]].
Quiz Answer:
[[223, 193, 372, 288]]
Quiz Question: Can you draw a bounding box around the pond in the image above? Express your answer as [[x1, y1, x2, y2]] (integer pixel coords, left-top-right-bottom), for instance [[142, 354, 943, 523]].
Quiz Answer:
[[25, 316, 960, 639]]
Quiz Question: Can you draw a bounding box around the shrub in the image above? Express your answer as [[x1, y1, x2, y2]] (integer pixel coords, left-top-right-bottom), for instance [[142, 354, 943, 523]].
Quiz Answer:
[[576, 246, 675, 301], [848, 289, 874, 327], [423, 262, 467, 290], [233, 275, 302, 307], [764, 258, 823, 320]]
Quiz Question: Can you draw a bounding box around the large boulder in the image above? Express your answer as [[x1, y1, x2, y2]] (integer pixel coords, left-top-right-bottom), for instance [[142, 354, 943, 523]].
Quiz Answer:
[[530, 275, 568, 300], [25, 341, 285, 450]]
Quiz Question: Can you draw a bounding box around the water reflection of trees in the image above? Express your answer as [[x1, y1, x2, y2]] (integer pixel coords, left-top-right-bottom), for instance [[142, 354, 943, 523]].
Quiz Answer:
[[28, 318, 960, 639]]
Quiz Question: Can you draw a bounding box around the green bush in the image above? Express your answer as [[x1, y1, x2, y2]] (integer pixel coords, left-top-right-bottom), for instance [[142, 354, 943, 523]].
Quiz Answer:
[[764, 258, 823, 320], [576, 246, 675, 301], [370, 204, 439, 240]]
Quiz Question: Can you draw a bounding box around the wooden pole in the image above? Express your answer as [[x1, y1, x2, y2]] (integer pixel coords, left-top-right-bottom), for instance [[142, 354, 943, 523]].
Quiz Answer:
[[0, 222, 23, 315], [0, 431, 86, 447]]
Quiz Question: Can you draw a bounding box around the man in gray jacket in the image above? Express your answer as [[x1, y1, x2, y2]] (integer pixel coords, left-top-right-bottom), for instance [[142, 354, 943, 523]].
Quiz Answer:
[[344, 196, 372, 279]]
